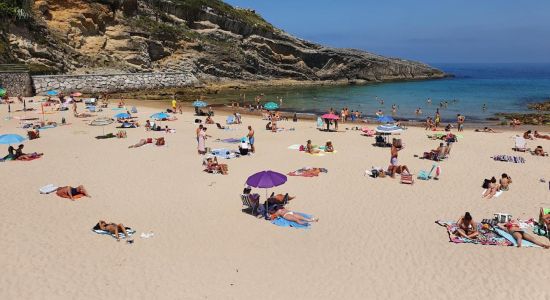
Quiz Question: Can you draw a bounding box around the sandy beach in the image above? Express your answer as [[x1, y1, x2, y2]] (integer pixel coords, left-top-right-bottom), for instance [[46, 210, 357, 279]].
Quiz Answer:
[[1, 98, 550, 299]]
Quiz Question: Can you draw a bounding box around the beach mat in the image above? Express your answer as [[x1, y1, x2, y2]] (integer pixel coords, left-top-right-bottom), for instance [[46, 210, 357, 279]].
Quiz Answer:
[[436, 220, 512, 246], [272, 213, 313, 229], [92, 224, 135, 239]]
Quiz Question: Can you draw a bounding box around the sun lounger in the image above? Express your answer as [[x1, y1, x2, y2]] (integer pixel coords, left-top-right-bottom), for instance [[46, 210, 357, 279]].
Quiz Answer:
[[513, 136, 529, 152]]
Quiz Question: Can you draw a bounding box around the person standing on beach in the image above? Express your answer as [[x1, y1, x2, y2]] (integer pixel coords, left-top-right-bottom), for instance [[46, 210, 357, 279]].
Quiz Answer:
[[196, 124, 203, 143], [457, 114, 465, 132], [435, 109, 441, 128], [247, 126, 255, 153]]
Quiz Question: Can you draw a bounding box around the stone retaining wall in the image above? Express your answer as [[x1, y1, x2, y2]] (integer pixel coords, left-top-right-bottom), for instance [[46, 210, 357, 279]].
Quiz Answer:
[[32, 72, 199, 94], [0, 72, 33, 96]]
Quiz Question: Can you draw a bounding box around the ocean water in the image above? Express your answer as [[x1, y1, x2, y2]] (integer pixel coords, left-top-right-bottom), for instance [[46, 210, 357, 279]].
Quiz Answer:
[[211, 63, 550, 122]]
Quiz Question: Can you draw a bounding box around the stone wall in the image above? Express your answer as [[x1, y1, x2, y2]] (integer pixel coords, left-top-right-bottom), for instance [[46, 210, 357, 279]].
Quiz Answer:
[[31, 72, 199, 94], [0, 72, 33, 96]]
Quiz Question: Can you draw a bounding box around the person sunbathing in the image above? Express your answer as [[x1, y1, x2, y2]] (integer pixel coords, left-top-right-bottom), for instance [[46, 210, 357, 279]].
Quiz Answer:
[[306, 140, 320, 154], [128, 138, 157, 148], [2, 146, 15, 160], [98, 220, 129, 241], [56, 185, 91, 201], [498, 220, 550, 248], [534, 146, 546, 156], [423, 143, 446, 160], [205, 116, 214, 124], [14, 144, 43, 160], [474, 127, 497, 133], [523, 130, 534, 140], [454, 212, 479, 239], [206, 157, 228, 175], [499, 173, 512, 191], [387, 165, 410, 178], [271, 206, 318, 225], [268, 193, 296, 204], [534, 131, 550, 140], [482, 177, 500, 199], [145, 120, 151, 131], [325, 141, 334, 152]]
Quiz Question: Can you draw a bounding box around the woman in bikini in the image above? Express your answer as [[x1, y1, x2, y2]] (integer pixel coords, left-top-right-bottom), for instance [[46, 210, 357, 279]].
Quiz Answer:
[[454, 212, 479, 239], [272, 206, 318, 225], [56, 185, 91, 201], [498, 220, 549, 248], [482, 177, 500, 199], [306, 140, 320, 154], [98, 220, 129, 241], [499, 173, 512, 191]]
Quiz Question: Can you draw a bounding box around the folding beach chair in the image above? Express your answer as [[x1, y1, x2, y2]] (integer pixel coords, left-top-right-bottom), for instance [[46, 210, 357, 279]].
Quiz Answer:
[[240, 194, 258, 215], [513, 136, 528, 152]]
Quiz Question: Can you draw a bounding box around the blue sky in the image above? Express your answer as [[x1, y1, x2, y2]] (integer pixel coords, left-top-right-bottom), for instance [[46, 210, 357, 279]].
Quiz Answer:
[[224, 0, 550, 63]]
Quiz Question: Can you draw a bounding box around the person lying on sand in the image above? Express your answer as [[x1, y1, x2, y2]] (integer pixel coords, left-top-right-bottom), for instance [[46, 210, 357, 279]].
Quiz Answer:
[[474, 127, 498, 133], [128, 138, 165, 148], [205, 115, 214, 124], [325, 141, 334, 152], [539, 208, 550, 230], [454, 212, 479, 239], [534, 131, 550, 140], [498, 220, 550, 248], [270, 206, 318, 225], [533, 146, 547, 156], [306, 140, 320, 154], [98, 220, 129, 242], [205, 157, 228, 175], [56, 185, 91, 201], [482, 177, 500, 199], [74, 112, 93, 118], [268, 193, 296, 204], [499, 173, 512, 191]]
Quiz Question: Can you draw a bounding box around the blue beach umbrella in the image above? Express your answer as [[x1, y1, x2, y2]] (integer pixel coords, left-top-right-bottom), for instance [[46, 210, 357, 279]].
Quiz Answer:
[[114, 112, 131, 119], [0, 134, 27, 145], [375, 124, 403, 134], [150, 112, 170, 120], [377, 115, 395, 123], [46, 90, 59, 96], [192, 100, 207, 108], [264, 102, 279, 110]]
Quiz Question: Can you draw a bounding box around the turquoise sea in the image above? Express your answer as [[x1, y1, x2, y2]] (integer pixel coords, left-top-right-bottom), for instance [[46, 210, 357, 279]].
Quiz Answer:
[[212, 63, 550, 122]]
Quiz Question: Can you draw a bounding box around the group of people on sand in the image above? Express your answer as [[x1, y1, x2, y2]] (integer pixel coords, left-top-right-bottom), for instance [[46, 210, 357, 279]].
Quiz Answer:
[[2, 144, 43, 161], [388, 138, 409, 178], [339, 107, 362, 123], [482, 173, 512, 199], [454, 212, 549, 248], [304, 140, 334, 154], [523, 130, 549, 156]]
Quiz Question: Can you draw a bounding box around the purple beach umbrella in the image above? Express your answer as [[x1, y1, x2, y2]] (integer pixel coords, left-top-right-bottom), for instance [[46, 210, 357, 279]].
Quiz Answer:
[[246, 170, 287, 188]]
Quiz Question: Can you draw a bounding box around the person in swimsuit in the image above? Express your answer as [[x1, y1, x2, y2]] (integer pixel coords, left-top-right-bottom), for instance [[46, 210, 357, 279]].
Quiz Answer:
[[388, 139, 403, 178], [498, 220, 550, 248], [98, 220, 129, 241], [534, 146, 545, 156], [482, 177, 500, 199], [454, 212, 479, 239], [2, 146, 15, 160], [306, 140, 319, 154], [539, 208, 550, 230], [271, 206, 318, 225], [534, 131, 550, 140], [56, 185, 91, 201], [325, 141, 334, 152], [499, 173, 512, 191], [247, 126, 255, 153]]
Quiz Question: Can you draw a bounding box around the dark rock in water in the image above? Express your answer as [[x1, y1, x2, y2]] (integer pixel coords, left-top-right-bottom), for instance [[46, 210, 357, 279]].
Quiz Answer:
[[528, 100, 550, 111], [1, 0, 446, 85], [486, 117, 500, 121], [494, 112, 550, 125]]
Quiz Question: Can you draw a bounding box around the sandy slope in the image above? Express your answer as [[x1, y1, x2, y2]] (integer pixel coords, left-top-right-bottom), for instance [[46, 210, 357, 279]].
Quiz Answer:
[[0, 98, 549, 299]]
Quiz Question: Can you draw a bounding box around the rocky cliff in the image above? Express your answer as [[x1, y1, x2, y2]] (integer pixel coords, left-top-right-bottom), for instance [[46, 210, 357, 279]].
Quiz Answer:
[[0, 0, 445, 84]]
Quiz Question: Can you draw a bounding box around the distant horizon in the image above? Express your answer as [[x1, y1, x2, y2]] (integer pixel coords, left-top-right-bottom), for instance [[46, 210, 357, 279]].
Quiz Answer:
[[225, 0, 550, 64]]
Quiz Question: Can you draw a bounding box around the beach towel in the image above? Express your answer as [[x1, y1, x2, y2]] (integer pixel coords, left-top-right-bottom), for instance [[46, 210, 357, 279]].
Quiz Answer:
[[482, 189, 503, 198], [211, 148, 238, 159], [92, 223, 135, 239], [56, 189, 85, 200], [216, 138, 241, 144], [272, 213, 313, 229], [287, 167, 328, 177], [492, 155, 525, 163], [39, 184, 58, 194], [493, 227, 540, 248], [436, 220, 512, 246]]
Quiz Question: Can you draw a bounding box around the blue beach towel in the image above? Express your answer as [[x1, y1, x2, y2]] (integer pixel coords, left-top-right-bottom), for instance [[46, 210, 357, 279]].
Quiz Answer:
[[493, 227, 540, 248], [272, 213, 313, 229]]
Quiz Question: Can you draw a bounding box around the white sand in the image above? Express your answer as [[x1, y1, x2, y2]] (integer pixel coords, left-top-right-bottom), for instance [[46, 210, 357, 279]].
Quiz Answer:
[[1, 98, 549, 299]]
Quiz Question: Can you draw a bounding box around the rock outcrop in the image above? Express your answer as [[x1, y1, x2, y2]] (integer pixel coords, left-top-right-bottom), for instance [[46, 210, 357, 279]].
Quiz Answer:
[[0, 0, 446, 84]]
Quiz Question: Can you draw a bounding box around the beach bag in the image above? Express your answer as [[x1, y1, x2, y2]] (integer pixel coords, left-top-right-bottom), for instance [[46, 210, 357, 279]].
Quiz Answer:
[[371, 169, 379, 178], [299, 145, 305, 151]]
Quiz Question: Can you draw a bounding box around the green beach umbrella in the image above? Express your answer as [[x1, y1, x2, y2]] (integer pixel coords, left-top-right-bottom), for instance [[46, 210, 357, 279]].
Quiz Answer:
[[264, 102, 279, 110], [0, 88, 6, 97]]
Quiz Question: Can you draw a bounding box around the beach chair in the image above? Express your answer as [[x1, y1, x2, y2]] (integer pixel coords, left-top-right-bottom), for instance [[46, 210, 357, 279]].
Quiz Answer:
[[400, 173, 414, 184], [240, 194, 258, 215], [418, 164, 436, 180], [513, 136, 528, 152]]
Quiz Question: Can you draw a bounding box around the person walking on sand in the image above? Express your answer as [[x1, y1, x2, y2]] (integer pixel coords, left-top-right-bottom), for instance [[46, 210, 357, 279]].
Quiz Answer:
[[434, 109, 441, 128], [457, 114, 465, 132], [198, 127, 210, 155], [247, 125, 255, 153]]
